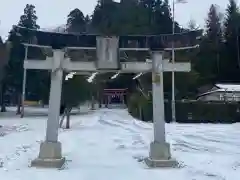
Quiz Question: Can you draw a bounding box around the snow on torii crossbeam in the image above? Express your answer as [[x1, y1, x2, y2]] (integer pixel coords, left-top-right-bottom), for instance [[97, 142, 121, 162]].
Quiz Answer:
[[11, 26, 201, 169]]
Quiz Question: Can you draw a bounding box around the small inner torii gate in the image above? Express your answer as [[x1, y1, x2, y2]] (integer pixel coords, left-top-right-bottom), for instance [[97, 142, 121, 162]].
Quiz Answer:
[[103, 88, 127, 107], [12, 26, 201, 168]]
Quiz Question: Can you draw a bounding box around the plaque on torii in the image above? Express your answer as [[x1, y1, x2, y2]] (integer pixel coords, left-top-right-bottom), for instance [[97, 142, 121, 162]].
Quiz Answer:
[[9, 26, 202, 168]]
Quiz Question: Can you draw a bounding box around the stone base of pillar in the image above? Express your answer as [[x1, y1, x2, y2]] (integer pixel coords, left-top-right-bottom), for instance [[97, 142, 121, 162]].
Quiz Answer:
[[31, 141, 65, 168], [144, 141, 178, 168]]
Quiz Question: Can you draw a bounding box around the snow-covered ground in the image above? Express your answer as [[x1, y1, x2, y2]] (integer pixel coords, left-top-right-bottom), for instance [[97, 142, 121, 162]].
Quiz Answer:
[[0, 107, 240, 180]]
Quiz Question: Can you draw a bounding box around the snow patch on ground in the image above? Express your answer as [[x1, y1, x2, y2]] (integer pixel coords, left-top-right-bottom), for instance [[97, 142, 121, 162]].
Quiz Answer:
[[0, 124, 29, 136], [0, 108, 240, 180]]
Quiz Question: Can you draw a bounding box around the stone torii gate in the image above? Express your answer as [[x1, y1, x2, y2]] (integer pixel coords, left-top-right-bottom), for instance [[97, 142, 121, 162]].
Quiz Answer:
[[12, 26, 201, 168]]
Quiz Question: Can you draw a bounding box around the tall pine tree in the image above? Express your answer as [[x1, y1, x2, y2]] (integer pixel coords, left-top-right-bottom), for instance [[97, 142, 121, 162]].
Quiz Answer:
[[0, 37, 10, 112], [62, 8, 93, 123], [66, 8, 86, 33], [6, 4, 40, 114], [91, 0, 120, 34], [194, 4, 223, 85], [18, 4, 40, 29], [222, 0, 240, 81]]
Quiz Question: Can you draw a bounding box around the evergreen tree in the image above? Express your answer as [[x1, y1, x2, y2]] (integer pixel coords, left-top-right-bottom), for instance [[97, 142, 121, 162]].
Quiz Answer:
[[153, 0, 177, 34], [0, 38, 10, 112], [139, 0, 155, 30], [207, 4, 223, 78], [62, 9, 95, 118], [66, 8, 86, 33], [0, 37, 4, 82], [18, 4, 40, 29], [6, 4, 40, 114], [85, 15, 91, 33], [60, 75, 91, 128], [224, 0, 239, 39], [118, 0, 149, 34], [62, 75, 91, 108], [223, 0, 240, 81], [194, 4, 223, 84], [188, 19, 198, 30], [91, 0, 120, 34]]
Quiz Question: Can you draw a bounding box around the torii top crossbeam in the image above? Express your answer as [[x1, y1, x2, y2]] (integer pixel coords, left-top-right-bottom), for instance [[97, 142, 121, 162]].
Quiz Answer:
[[9, 26, 202, 73], [10, 26, 202, 50]]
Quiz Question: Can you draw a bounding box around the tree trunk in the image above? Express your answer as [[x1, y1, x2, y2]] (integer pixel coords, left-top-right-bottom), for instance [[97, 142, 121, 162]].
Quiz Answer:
[[91, 95, 95, 110], [66, 109, 71, 129], [60, 107, 72, 129], [16, 92, 21, 115], [65, 107, 72, 129], [139, 105, 142, 120], [59, 111, 66, 128], [98, 100, 102, 108], [98, 91, 102, 108], [59, 105, 67, 128], [0, 82, 6, 112]]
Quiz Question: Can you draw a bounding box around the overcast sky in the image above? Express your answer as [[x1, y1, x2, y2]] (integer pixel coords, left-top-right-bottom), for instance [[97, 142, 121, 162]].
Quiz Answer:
[[0, 0, 232, 39]]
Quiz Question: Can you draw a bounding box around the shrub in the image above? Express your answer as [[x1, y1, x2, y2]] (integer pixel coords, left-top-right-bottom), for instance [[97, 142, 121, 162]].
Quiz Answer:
[[127, 94, 240, 124], [127, 91, 152, 122]]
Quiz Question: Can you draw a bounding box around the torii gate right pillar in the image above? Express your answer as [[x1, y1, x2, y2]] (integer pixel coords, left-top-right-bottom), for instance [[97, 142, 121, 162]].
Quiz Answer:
[[144, 51, 178, 168]]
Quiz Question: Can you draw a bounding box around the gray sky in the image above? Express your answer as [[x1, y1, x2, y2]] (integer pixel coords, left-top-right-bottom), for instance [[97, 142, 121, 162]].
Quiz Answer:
[[0, 0, 231, 39]]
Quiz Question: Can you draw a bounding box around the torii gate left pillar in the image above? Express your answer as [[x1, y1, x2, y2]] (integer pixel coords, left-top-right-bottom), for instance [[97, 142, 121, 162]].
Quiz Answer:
[[31, 49, 66, 168]]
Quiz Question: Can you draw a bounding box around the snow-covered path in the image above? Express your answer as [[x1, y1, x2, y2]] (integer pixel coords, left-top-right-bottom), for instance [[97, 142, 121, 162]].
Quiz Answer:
[[0, 108, 240, 180]]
